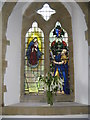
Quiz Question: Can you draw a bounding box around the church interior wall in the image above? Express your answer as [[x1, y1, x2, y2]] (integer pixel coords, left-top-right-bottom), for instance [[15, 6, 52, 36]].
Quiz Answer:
[[71, 3, 88, 104], [4, 3, 23, 106], [1, 1, 89, 106]]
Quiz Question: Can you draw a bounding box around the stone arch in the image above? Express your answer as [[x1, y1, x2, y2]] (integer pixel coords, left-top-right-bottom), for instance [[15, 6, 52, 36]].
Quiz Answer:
[[20, 2, 74, 102]]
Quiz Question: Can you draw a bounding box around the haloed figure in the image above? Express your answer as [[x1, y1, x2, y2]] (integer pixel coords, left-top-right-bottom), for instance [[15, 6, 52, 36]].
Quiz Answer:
[[26, 37, 42, 68]]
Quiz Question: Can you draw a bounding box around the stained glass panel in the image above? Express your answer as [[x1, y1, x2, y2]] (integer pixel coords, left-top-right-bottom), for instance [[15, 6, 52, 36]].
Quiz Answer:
[[49, 21, 70, 95], [24, 22, 45, 95]]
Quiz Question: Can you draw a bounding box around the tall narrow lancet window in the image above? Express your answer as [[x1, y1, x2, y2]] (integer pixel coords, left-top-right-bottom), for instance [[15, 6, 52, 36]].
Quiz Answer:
[[49, 22, 70, 94], [24, 22, 44, 94]]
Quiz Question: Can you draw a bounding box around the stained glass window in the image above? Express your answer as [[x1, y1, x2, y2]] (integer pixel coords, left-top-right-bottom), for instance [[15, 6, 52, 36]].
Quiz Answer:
[[24, 21, 45, 95], [49, 21, 70, 94]]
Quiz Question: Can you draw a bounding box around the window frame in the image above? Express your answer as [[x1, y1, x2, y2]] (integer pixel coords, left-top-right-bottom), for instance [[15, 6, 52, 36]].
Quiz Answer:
[[20, 2, 74, 102]]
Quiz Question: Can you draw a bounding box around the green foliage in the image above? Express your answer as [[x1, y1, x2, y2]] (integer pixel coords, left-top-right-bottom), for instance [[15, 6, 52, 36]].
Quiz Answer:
[[38, 72, 64, 105], [39, 72, 64, 93]]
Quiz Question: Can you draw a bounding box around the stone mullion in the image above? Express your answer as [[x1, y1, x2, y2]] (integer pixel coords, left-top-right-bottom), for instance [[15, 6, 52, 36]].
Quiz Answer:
[[44, 33, 50, 76]]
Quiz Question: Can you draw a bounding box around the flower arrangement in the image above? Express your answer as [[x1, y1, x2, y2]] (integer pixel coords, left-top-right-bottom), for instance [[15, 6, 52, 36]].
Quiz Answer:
[[39, 72, 64, 105]]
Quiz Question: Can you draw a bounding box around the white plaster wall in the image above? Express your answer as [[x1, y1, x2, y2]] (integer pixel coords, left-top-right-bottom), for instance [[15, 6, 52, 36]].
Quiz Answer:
[[4, 3, 23, 106], [71, 3, 88, 104], [61, 2, 88, 105], [88, 46, 90, 105]]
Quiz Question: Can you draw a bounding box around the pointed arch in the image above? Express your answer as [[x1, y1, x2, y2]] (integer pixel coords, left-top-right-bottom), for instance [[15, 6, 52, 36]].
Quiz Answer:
[[49, 21, 70, 95], [24, 21, 45, 94]]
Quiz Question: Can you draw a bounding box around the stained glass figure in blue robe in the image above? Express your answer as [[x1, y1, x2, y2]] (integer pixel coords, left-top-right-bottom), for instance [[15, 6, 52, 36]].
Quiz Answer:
[[51, 40, 70, 94], [50, 23, 70, 94], [26, 37, 42, 68], [53, 49, 70, 94], [61, 49, 70, 94]]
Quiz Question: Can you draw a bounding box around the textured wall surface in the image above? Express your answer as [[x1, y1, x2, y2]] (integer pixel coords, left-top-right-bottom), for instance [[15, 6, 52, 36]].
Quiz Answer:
[[0, 11, 2, 115], [4, 3, 23, 106]]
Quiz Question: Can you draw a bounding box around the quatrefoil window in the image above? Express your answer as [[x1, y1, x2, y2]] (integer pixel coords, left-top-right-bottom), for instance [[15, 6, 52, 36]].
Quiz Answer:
[[37, 3, 56, 21]]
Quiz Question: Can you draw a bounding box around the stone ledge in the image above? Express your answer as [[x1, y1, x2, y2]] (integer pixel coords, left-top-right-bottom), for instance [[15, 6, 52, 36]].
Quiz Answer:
[[20, 94, 74, 103], [2, 102, 88, 115]]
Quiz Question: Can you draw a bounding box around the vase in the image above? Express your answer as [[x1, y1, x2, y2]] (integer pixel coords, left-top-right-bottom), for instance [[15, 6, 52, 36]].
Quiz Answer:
[[47, 91, 53, 105]]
